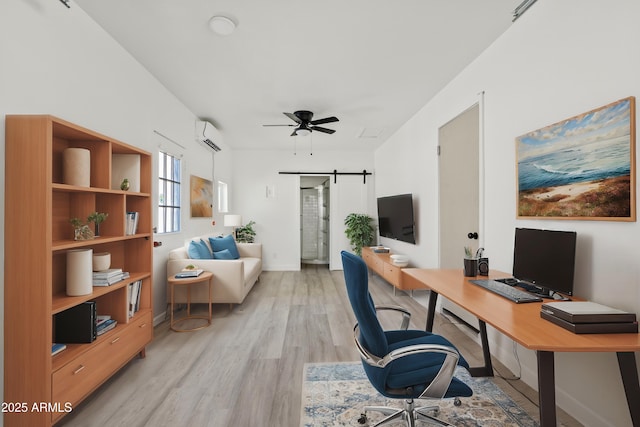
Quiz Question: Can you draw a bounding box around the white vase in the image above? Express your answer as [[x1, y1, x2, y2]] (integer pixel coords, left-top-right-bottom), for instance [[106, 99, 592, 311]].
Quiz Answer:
[[92, 252, 111, 271], [63, 148, 90, 187], [67, 249, 93, 296]]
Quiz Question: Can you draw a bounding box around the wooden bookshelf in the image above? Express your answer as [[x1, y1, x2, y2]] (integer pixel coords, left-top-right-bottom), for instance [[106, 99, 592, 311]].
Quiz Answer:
[[4, 115, 153, 426]]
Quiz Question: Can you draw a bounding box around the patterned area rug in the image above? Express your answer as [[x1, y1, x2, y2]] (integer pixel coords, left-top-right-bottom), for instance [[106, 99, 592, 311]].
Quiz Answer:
[[301, 362, 539, 427]]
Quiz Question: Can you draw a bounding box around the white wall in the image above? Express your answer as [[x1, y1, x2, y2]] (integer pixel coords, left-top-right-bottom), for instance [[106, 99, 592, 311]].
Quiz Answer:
[[231, 149, 375, 270], [375, 1, 640, 426]]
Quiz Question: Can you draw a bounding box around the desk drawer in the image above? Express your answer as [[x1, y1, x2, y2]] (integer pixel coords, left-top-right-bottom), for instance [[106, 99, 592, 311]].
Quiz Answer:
[[52, 312, 152, 414], [367, 255, 384, 275]]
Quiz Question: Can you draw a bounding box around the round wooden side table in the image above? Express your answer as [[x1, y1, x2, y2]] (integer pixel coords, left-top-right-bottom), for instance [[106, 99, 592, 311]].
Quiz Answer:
[[168, 271, 213, 332]]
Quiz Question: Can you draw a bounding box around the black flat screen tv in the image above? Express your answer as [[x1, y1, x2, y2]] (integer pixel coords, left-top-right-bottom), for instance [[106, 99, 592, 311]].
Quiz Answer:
[[512, 227, 577, 297], [377, 194, 416, 244]]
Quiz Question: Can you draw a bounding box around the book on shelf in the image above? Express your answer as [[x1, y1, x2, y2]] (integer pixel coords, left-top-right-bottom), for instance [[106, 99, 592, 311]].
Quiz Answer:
[[96, 319, 117, 336], [127, 280, 143, 318], [175, 269, 204, 278], [54, 301, 97, 343], [96, 315, 111, 328], [51, 343, 67, 356], [125, 211, 140, 235]]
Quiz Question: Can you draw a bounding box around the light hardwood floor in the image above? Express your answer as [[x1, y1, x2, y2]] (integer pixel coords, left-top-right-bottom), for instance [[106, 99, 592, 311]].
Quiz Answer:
[[59, 265, 581, 426]]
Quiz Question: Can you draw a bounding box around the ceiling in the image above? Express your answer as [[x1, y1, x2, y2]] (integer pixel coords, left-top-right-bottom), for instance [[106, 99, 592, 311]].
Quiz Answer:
[[74, 0, 521, 152]]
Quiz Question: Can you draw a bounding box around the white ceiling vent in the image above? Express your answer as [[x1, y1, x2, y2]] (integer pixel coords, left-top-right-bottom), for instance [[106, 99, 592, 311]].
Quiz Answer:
[[195, 120, 222, 152], [357, 127, 385, 139]]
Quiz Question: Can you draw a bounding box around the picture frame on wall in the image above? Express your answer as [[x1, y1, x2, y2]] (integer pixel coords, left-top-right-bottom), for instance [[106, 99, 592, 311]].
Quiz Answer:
[[190, 175, 213, 218], [516, 96, 636, 221]]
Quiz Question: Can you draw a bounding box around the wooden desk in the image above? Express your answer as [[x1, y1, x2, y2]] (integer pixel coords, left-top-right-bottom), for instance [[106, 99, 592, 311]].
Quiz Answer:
[[402, 268, 640, 427]]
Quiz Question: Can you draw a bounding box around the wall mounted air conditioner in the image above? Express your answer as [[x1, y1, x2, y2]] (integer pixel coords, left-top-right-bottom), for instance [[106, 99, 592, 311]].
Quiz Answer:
[[195, 120, 222, 152]]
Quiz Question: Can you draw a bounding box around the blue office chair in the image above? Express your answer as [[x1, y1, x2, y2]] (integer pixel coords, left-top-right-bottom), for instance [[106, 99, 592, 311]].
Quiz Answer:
[[341, 250, 473, 427]]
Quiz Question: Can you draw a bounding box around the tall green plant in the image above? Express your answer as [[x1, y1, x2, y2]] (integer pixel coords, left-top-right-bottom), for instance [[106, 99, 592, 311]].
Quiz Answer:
[[344, 213, 375, 256], [236, 220, 256, 243]]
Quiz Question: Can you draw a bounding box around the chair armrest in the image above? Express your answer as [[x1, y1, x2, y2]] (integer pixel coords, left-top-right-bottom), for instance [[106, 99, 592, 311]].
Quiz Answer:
[[375, 305, 411, 330]]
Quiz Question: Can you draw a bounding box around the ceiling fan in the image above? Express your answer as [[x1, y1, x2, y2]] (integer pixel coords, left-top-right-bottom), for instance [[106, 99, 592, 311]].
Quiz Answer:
[[263, 110, 339, 136]]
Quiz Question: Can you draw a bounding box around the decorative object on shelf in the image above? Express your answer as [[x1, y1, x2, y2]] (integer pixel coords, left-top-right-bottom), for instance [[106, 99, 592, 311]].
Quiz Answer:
[[344, 213, 375, 256], [224, 214, 243, 239], [235, 220, 256, 243], [70, 217, 94, 240], [389, 254, 409, 267], [190, 175, 213, 217], [120, 178, 130, 191], [87, 211, 108, 236], [66, 248, 93, 296], [92, 252, 111, 272], [112, 153, 141, 192], [517, 96, 636, 221], [62, 147, 91, 187]]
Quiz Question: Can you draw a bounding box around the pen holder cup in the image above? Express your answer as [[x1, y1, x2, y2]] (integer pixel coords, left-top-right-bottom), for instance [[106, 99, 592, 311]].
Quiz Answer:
[[463, 258, 479, 277]]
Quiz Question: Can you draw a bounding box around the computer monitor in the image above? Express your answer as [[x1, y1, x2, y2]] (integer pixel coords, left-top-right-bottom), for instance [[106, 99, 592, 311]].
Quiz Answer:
[[512, 228, 577, 297]]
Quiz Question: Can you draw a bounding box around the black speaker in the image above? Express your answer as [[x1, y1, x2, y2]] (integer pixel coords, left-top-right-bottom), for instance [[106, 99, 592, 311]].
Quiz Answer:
[[478, 257, 489, 276]]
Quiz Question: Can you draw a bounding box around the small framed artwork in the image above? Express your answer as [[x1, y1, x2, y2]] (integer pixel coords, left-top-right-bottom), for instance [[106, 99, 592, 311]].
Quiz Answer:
[[516, 96, 636, 221], [190, 175, 213, 218]]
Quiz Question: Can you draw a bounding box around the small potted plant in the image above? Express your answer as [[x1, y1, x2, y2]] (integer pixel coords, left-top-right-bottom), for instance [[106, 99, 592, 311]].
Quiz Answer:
[[344, 213, 375, 256], [87, 211, 108, 237], [70, 217, 94, 240], [235, 220, 256, 243]]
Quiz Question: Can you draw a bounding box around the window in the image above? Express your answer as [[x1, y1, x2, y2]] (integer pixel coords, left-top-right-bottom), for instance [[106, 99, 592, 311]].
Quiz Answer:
[[217, 180, 229, 213], [158, 151, 181, 233]]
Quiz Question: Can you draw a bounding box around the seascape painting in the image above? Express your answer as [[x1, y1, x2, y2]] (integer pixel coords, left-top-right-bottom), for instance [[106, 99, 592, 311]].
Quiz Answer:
[[517, 97, 636, 221]]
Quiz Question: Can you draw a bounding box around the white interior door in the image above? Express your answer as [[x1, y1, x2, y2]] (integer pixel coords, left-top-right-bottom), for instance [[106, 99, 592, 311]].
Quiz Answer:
[[438, 104, 481, 328]]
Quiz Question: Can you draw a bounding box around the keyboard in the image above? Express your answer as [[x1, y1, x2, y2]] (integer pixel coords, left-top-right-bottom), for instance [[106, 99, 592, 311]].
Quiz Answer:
[[469, 279, 543, 303]]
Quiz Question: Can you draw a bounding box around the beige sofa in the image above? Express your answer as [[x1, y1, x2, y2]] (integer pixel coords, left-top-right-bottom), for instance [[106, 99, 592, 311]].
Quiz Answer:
[[167, 234, 262, 305]]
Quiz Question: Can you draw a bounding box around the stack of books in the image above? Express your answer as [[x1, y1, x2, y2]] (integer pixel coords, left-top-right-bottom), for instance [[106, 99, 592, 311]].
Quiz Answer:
[[52, 343, 66, 356], [125, 212, 139, 235], [96, 315, 117, 336], [175, 269, 204, 278], [93, 268, 129, 286], [541, 301, 638, 334]]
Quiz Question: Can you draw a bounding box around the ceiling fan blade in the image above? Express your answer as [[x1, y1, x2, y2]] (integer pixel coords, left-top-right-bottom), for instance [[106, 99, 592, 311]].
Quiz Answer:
[[283, 112, 302, 124], [263, 124, 295, 127], [310, 126, 336, 134], [290, 129, 298, 137], [310, 116, 339, 126]]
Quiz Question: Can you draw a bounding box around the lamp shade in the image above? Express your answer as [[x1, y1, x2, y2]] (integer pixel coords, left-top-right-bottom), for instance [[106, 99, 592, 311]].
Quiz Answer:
[[224, 214, 242, 227], [296, 128, 311, 137]]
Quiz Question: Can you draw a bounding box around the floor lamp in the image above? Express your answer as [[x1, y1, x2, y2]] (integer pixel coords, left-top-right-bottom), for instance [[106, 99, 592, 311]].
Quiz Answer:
[[224, 214, 242, 239]]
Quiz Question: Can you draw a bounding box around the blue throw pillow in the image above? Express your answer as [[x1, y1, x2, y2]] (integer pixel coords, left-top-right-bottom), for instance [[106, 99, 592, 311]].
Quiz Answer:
[[209, 234, 240, 259], [213, 249, 235, 260], [188, 239, 213, 259]]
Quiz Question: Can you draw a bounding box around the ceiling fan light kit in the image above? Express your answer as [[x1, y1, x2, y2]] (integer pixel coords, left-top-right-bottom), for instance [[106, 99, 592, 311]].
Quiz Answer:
[[209, 16, 236, 36], [295, 128, 311, 137]]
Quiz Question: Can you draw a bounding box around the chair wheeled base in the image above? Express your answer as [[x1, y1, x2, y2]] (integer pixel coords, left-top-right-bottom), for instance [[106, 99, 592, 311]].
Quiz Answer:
[[358, 397, 461, 427]]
